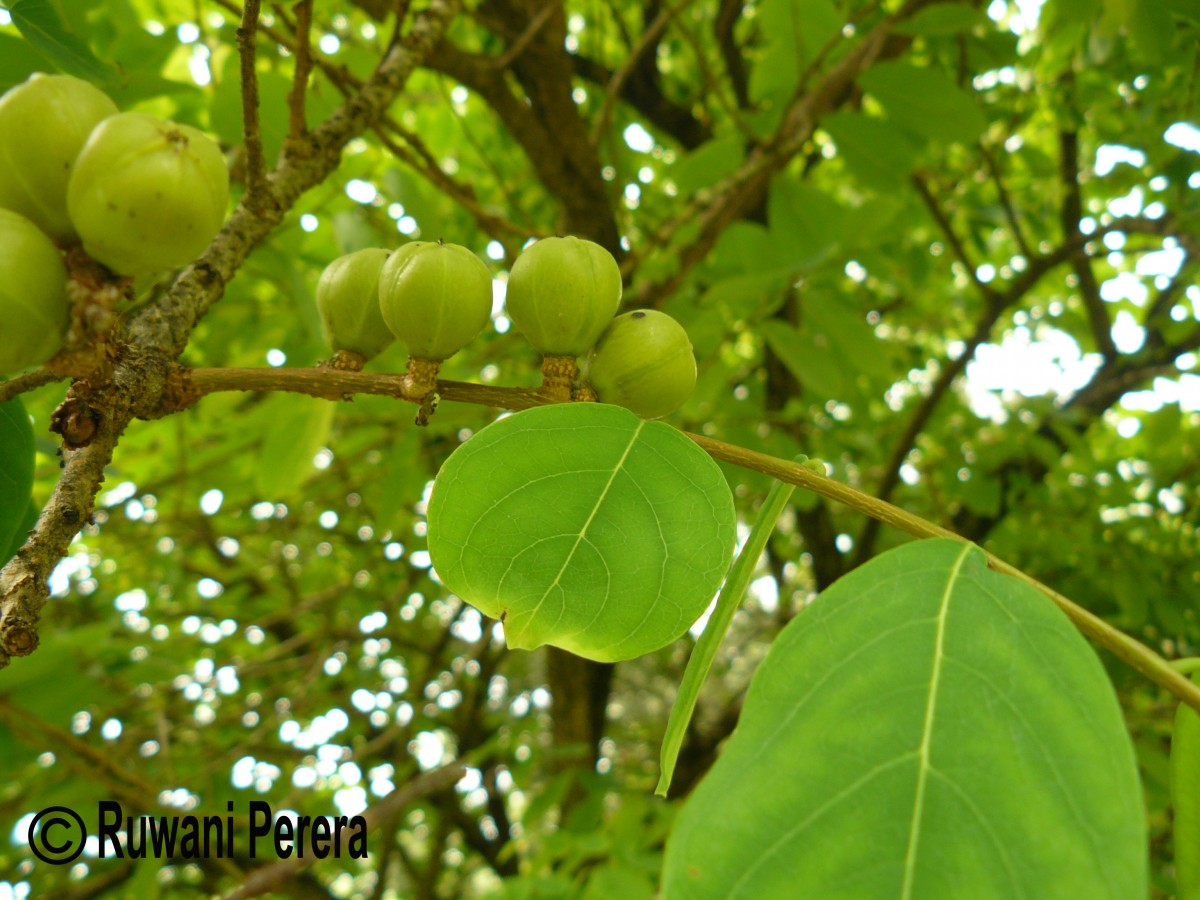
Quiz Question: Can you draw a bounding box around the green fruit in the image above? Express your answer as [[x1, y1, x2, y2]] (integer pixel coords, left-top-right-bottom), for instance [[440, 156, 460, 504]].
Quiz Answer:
[[377, 241, 493, 360], [0, 73, 118, 244], [0, 209, 70, 376], [316, 248, 393, 360], [67, 112, 229, 275], [586, 310, 697, 419], [505, 236, 622, 357]]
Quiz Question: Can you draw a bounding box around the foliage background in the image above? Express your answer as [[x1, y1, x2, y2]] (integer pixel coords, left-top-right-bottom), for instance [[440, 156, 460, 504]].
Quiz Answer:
[[1, 0, 1199, 896]]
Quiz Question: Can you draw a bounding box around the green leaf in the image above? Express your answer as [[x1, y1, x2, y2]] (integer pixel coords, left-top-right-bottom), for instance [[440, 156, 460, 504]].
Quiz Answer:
[[8, 0, 119, 86], [823, 111, 922, 191], [749, 0, 843, 105], [1173, 672, 1200, 900], [426, 404, 737, 662], [0, 395, 35, 561], [657, 473, 795, 795], [802, 295, 895, 379], [662, 539, 1147, 899], [860, 61, 987, 145], [254, 395, 337, 499], [895, 3, 984, 36], [767, 179, 848, 269], [758, 319, 848, 398], [697, 270, 795, 321], [0, 32, 52, 92], [671, 136, 745, 193]]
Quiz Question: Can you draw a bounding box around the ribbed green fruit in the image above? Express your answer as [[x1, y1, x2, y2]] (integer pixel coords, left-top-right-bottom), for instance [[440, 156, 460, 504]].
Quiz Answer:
[[505, 236, 622, 357], [586, 310, 697, 419], [67, 112, 229, 275], [0, 73, 118, 243], [0, 209, 70, 376], [377, 241, 493, 360], [316, 248, 393, 360]]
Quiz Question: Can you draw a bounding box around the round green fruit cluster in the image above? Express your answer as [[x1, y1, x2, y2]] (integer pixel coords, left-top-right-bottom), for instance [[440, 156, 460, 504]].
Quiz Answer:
[[0, 72, 230, 375], [317, 240, 494, 369], [316, 234, 696, 419]]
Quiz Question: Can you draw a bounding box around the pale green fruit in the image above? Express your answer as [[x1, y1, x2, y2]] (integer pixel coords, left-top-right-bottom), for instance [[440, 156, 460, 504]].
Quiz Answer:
[[505, 236, 622, 357], [316, 248, 393, 360], [586, 310, 697, 419], [0, 73, 118, 243], [0, 209, 70, 376], [67, 112, 229, 275], [377, 241, 493, 360]]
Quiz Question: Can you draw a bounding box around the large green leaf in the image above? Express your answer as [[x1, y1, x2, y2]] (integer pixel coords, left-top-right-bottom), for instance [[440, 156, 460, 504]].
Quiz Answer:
[[749, 0, 843, 107], [426, 404, 736, 662], [662, 538, 1147, 899], [823, 111, 922, 191], [1173, 672, 1200, 899], [860, 61, 987, 145], [0, 395, 35, 562]]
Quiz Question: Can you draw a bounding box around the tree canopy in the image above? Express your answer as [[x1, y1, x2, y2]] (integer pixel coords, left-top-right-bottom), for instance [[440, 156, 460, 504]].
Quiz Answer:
[[1, 0, 1200, 896]]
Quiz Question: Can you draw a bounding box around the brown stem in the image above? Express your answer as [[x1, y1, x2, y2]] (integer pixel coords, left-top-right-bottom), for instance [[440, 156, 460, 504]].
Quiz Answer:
[[0, 369, 66, 404], [236, 0, 271, 207], [287, 0, 314, 142]]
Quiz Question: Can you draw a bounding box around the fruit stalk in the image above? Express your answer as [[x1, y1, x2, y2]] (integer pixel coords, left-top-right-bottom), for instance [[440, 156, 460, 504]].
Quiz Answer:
[[539, 354, 578, 401]]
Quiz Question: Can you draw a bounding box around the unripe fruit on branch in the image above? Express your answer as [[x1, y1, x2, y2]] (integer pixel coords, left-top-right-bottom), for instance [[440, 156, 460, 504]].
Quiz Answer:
[[67, 112, 229, 275], [317, 248, 393, 361], [0, 209, 70, 376], [377, 241, 493, 361], [586, 310, 697, 419], [0, 73, 118, 243], [505, 236, 622, 357]]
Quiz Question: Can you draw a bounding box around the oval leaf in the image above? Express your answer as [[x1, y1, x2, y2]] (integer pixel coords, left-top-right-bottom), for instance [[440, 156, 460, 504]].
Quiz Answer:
[[0, 395, 35, 559], [663, 538, 1146, 899], [426, 403, 736, 662]]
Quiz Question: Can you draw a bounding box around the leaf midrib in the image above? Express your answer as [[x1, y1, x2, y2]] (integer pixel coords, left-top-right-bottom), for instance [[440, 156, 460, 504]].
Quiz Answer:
[[899, 541, 971, 899], [507, 421, 644, 642]]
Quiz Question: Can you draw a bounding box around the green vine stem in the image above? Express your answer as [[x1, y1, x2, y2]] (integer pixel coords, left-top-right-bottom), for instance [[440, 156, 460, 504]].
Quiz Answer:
[[657, 470, 796, 797], [688, 433, 1200, 716]]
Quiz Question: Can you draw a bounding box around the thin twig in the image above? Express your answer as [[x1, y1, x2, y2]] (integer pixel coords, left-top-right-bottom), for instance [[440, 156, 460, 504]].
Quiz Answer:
[[287, 0, 314, 142], [980, 141, 1032, 260], [1059, 128, 1118, 359], [913, 173, 999, 303], [237, 0, 271, 206], [0, 369, 66, 404], [491, 0, 558, 69], [589, 0, 689, 146]]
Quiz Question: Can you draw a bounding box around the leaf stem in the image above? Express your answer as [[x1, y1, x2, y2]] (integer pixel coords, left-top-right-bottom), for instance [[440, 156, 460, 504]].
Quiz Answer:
[[687, 433, 1200, 716], [657, 472, 796, 796]]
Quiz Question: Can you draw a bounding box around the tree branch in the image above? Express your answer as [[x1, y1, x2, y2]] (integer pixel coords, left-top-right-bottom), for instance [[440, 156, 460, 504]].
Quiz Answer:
[[0, 0, 461, 670], [237, 0, 272, 208], [0, 368, 66, 404]]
